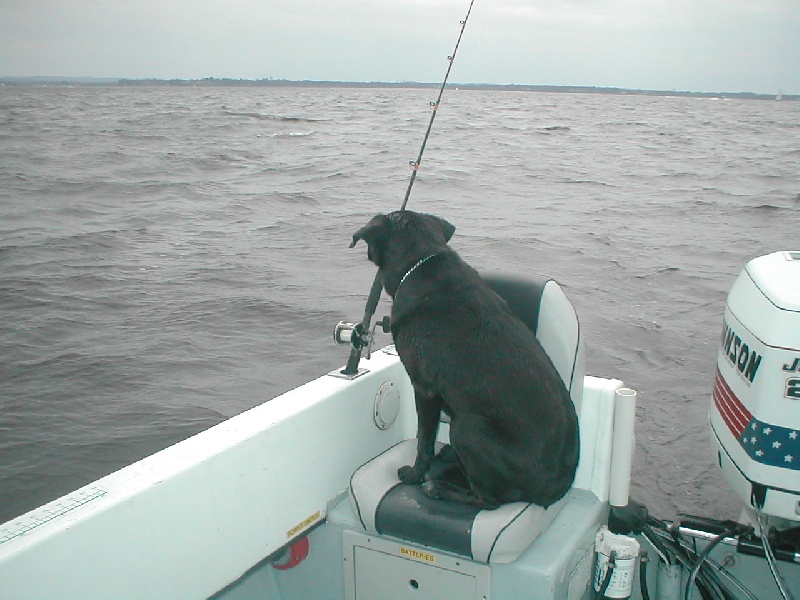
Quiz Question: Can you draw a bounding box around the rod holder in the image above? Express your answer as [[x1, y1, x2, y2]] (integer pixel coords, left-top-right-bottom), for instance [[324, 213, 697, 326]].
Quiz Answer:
[[609, 387, 638, 508]]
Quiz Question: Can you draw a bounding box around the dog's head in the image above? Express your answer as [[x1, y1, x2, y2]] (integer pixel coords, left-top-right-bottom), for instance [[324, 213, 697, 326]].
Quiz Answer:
[[350, 210, 455, 268]]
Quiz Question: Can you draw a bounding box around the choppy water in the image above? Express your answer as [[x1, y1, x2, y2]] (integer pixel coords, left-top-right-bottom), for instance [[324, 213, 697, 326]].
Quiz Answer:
[[1, 86, 798, 525]]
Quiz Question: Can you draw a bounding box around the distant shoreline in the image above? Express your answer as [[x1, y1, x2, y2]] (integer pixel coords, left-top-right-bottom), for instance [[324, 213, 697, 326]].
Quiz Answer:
[[1, 77, 795, 101]]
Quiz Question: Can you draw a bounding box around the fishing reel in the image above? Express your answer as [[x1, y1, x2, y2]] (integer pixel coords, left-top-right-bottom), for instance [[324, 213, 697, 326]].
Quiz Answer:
[[333, 316, 391, 359]]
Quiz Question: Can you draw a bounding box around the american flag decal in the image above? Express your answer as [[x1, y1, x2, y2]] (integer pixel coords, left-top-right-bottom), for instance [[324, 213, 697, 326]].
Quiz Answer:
[[714, 368, 800, 471]]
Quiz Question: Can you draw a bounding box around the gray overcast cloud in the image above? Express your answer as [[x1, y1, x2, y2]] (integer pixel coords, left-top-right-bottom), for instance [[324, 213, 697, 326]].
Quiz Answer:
[[1, 0, 798, 94]]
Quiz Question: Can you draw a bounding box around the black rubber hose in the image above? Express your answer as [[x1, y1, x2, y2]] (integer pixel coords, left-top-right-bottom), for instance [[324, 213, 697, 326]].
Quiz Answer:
[[640, 551, 651, 600]]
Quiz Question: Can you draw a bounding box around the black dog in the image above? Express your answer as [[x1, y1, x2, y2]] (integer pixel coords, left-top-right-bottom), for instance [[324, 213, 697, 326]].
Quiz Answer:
[[351, 210, 579, 509]]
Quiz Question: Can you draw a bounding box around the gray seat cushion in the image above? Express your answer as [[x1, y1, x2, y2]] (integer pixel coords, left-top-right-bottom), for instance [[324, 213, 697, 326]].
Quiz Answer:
[[349, 440, 566, 563]]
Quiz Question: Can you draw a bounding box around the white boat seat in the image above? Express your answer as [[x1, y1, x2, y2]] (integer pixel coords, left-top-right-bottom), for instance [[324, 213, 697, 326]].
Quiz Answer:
[[349, 275, 585, 564]]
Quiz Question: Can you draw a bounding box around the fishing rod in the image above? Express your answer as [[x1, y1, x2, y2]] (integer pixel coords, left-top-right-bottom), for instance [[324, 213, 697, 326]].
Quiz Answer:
[[336, 0, 477, 377], [401, 0, 476, 211]]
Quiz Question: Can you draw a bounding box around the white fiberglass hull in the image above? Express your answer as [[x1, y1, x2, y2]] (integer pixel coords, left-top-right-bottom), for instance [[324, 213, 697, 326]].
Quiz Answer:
[[0, 347, 625, 599]]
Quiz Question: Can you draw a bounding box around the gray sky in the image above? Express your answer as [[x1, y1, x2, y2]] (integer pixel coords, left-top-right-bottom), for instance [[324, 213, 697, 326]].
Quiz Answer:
[[1, 0, 798, 94]]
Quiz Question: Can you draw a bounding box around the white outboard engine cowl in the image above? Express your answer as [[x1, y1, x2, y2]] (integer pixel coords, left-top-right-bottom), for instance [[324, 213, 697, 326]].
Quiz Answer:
[[710, 251, 800, 523]]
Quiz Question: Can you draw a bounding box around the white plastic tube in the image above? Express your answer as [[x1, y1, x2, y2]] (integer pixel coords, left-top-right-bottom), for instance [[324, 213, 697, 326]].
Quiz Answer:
[[609, 387, 638, 508]]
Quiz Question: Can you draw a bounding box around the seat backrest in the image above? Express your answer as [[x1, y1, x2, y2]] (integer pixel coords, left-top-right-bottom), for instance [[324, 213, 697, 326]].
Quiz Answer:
[[482, 273, 585, 414]]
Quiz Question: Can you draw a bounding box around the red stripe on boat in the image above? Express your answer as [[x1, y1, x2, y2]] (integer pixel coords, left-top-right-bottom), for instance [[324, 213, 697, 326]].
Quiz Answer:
[[713, 368, 752, 437]]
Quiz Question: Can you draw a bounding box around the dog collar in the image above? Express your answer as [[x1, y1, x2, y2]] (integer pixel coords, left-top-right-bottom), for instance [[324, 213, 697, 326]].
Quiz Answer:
[[394, 253, 439, 298]]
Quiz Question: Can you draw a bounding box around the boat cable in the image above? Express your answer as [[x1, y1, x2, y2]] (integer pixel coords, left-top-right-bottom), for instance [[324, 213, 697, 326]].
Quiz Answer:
[[665, 530, 731, 600], [662, 523, 760, 600], [675, 527, 733, 600], [755, 506, 797, 600], [646, 520, 750, 600], [639, 551, 652, 600], [340, 0, 476, 375], [661, 526, 718, 599], [642, 520, 674, 565], [683, 525, 742, 600]]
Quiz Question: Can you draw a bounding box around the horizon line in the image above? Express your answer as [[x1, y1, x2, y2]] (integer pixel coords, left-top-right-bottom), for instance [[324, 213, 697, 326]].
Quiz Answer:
[[0, 76, 795, 100]]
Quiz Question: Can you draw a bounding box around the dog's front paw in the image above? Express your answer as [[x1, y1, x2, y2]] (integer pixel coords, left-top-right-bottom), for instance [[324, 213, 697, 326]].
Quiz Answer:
[[398, 465, 424, 484]]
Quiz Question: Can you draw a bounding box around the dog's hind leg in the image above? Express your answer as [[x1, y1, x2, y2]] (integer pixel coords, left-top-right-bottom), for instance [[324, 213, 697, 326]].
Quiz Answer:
[[420, 447, 500, 508], [421, 479, 497, 508], [443, 413, 526, 509], [424, 445, 469, 488], [398, 387, 442, 485]]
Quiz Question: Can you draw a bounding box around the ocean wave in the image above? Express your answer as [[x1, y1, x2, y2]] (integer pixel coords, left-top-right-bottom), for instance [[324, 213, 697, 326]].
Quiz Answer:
[[221, 109, 325, 123], [268, 131, 315, 138]]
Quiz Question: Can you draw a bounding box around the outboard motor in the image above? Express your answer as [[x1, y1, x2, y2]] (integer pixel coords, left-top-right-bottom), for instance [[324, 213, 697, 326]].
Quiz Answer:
[[710, 251, 800, 524]]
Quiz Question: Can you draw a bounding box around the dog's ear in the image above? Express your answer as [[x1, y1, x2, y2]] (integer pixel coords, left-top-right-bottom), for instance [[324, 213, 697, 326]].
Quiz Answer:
[[350, 214, 388, 248], [350, 214, 389, 266], [422, 214, 456, 243]]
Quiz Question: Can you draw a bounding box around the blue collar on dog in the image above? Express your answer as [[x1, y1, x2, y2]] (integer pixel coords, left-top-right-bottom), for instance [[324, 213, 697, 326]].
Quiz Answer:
[[395, 253, 439, 299]]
